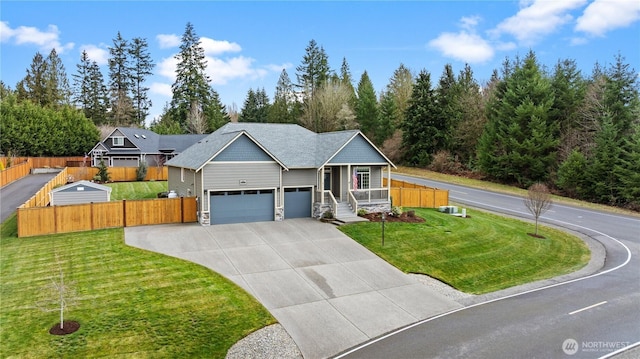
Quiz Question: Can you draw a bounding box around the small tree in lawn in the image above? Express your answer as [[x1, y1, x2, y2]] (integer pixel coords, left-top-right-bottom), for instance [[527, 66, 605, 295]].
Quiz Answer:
[[96, 157, 110, 183], [35, 254, 79, 335], [524, 183, 553, 237]]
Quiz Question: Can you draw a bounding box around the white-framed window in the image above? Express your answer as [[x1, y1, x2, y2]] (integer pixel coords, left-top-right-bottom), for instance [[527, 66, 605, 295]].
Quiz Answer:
[[354, 167, 370, 190], [112, 136, 125, 146]]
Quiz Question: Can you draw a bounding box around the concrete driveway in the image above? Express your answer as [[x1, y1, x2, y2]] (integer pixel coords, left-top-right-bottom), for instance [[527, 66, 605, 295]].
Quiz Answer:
[[125, 219, 461, 358]]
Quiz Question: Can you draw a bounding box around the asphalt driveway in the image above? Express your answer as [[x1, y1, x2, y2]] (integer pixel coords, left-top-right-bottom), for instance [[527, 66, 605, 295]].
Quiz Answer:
[[125, 219, 461, 358]]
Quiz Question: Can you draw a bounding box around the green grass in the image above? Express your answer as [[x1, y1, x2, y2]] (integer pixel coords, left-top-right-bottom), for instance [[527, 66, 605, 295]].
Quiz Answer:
[[339, 208, 590, 294], [0, 215, 275, 358], [106, 181, 168, 200]]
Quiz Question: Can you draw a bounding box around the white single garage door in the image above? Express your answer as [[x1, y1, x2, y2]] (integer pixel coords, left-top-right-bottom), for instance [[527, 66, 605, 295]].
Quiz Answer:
[[210, 189, 274, 225], [284, 187, 312, 219]]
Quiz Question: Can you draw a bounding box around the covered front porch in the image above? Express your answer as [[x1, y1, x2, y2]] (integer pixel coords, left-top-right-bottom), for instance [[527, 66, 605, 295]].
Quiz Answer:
[[314, 164, 392, 220]]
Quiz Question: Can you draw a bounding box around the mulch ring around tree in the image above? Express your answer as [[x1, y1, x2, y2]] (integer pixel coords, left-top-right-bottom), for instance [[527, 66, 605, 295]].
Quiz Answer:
[[49, 321, 80, 335], [360, 211, 426, 223]]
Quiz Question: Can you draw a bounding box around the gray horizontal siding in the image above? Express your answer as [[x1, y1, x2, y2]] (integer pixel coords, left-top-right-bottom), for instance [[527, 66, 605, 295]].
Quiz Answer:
[[52, 192, 108, 206], [203, 162, 280, 190], [283, 169, 316, 187], [168, 166, 196, 198], [329, 135, 388, 164]]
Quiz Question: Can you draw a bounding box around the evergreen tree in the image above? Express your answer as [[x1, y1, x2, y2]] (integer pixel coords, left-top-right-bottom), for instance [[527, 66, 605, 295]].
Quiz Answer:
[[73, 51, 109, 125], [296, 39, 331, 100], [108, 31, 135, 125], [452, 63, 485, 166], [268, 69, 297, 123], [355, 71, 379, 142], [239, 89, 258, 122], [339, 57, 357, 107], [16, 52, 47, 106], [386, 63, 414, 127], [477, 51, 558, 186], [604, 54, 640, 137], [376, 91, 397, 146], [44, 49, 71, 108], [129, 37, 154, 126], [169, 22, 228, 133], [401, 69, 438, 166], [614, 123, 640, 207], [551, 59, 587, 161], [556, 148, 589, 198], [586, 113, 623, 204], [433, 64, 459, 153]]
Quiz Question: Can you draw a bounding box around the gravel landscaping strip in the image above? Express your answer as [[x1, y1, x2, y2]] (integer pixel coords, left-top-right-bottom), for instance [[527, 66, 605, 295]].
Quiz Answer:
[[226, 324, 302, 359]]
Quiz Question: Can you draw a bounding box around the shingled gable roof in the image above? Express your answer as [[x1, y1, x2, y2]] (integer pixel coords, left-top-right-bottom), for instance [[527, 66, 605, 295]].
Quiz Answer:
[[165, 123, 395, 171], [92, 127, 207, 155]]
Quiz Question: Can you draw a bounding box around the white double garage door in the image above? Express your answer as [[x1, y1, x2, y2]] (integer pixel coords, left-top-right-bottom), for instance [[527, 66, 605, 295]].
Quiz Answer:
[[209, 187, 312, 225]]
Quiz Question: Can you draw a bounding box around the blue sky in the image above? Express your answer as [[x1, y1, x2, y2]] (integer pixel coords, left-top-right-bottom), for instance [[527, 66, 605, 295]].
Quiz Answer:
[[2, 1, 639, 124]]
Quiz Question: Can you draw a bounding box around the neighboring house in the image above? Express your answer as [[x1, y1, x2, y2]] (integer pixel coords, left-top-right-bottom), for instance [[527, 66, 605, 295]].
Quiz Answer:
[[165, 123, 396, 225], [90, 127, 207, 168], [50, 180, 112, 206]]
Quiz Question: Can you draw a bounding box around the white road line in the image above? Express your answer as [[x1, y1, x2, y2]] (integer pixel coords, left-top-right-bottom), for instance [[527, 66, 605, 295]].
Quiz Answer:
[[569, 301, 607, 315]]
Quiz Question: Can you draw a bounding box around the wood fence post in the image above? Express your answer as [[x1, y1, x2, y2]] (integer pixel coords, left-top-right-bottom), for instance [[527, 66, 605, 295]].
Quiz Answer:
[[54, 205, 58, 234], [181, 197, 185, 223], [123, 200, 127, 227], [90, 202, 94, 230]]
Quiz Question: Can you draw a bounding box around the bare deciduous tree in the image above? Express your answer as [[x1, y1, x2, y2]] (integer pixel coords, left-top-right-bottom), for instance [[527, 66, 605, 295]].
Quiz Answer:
[[524, 183, 553, 236], [34, 255, 77, 330]]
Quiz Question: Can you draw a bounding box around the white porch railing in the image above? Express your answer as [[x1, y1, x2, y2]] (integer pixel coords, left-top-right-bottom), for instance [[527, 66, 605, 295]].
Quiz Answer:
[[327, 191, 338, 218], [348, 191, 358, 213], [351, 188, 390, 203]]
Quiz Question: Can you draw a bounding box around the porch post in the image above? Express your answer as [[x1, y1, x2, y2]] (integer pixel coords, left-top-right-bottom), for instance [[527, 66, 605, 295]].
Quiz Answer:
[[387, 165, 391, 201], [320, 166, 325, 204]]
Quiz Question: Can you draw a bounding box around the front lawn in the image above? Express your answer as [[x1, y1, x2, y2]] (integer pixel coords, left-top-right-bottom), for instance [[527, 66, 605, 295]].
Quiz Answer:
[[0, 215, 275, 358], [339, 208, 590, 294], [106, 181, 168, 200]]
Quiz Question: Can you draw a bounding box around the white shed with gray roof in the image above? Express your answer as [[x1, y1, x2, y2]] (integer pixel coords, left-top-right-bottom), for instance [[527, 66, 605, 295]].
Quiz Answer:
[[50, 181, 112, 206]]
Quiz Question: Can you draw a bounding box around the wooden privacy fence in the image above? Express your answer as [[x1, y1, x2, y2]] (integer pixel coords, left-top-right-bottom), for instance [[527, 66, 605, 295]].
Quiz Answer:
[[21, 168, 70, 208], [383, 178, 449, 208], [17, 197, 197, 237], [66, 166, 168, 182], [0, 159, 31, 187]]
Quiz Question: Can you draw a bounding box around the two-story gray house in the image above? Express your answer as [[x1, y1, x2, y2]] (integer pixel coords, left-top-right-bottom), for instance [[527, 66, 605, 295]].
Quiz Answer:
[[165, 123, 396, 225], [90, 127, 207, 167]]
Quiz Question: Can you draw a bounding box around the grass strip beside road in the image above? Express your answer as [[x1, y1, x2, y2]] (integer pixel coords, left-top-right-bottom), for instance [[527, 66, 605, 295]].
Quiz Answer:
[[0, 216, 275, 358], [339, 208, 590, 294]]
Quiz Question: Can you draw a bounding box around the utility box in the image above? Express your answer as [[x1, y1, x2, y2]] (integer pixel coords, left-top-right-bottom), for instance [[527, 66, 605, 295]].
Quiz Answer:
[[438, 205, 459, 214]]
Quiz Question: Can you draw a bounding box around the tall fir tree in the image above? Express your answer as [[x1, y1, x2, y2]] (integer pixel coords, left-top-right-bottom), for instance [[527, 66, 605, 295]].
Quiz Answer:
[[401, 69, 439, 166], [355, 71, 379, 142], [268, 69, 298, 123], [433, 64, 459, 153], [129, 37, 154, 127], [386, 63, 414, 128], [72, 50, 109, 125], [339, 57, 357, 107], [16, 52, 47, 106], [168, 22, 228, 133], [614, 122, 640, 207], [239, 89, 258, 122], [108, 31, 135, 125], [44, 49, 71, 108], [477, 51, 558, 186], [551, 59, 587, 161], [296, 39, 331, 101], [452, 63, 485, 166], [376, 91, 397, 146]]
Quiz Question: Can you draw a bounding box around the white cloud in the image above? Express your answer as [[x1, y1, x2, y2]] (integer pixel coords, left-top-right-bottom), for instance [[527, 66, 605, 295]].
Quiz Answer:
[[80, 44, 109, 65], [156, 34, 181, 49], [428, 32, 494, 63], [575, 0, 640, 36], [460, 15, 481, 31], [570, 36, 588, 46], [200, 37, 241, 55], [491, 0, 587, 44], [157, 56, 178, 80], [0, 21, 74, 53], [265, 63, 293, 72], [150, 82, 172, 97]]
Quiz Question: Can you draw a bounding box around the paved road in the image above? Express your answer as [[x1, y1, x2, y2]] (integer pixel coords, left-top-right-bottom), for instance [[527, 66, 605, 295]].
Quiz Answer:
[[0, 173, 58, 223], [338, 174, 640, 359]]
